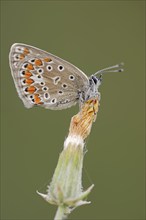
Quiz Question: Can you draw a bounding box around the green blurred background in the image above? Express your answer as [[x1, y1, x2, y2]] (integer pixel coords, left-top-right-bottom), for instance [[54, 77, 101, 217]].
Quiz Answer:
[[1, 1, 145, 219]]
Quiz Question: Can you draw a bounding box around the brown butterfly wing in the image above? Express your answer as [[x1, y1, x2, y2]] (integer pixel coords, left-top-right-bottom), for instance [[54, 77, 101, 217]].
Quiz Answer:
[[9, 43, 89, 110]]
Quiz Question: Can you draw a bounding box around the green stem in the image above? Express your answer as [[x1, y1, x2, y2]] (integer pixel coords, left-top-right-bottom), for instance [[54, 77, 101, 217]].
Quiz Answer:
[[54, 205, 66, 220], [37, 98, 98, 219]]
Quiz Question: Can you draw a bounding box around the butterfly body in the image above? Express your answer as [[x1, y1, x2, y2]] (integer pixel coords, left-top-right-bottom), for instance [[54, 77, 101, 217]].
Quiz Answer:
[[9, 43, 101, 110]]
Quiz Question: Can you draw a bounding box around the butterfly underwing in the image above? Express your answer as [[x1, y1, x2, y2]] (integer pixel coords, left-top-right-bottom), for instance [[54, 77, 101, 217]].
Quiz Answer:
[[9, 43, 123, 110]]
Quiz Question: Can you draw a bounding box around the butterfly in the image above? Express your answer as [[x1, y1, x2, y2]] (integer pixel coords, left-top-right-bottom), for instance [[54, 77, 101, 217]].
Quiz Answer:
[[9, 43, 123, 110]]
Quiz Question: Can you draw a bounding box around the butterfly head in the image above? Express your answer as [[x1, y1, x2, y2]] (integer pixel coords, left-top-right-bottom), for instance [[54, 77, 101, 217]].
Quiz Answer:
[[82, 63, 124, 103], [90, 74, 102, 88], [78, 75, 101, 104]]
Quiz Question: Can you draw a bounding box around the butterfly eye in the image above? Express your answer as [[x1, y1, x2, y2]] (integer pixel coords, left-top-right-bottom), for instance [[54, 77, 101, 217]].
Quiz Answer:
[[58, 90, 63, 95], [29, 95, 33, 99], [22, 63, 29, 69], [30, 59, 35, 64], [40, 82, 45, 86], [46, 65, 53, 71], [15, 46, 23, 53], [24, 87, 29, 94], [58, 65, 64, 71], [69, 75, 75, 80], [37, 68, 44, 74], [21, 79, 26, 85], [62, 83, 68, 88], [13, 54, 20, 61], [28, 95, 34, 102], [21, 70, 25, 76], [42, 86, 48, 91], [37, 75, 42, 79], [51, 98, 56, 104], [44, 93, 50, 100], [53, 76, 61, 85]]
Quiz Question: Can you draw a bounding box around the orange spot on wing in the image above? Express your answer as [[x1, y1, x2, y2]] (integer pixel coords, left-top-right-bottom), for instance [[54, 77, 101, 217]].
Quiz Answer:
[[26, 86, 36, 94], [34, 94, 43, 104], [44, 57, 52, 62], [24, 48, 30, 54], [27, 63, 34, 70], [25, 78, 34, 85], [35, 59, 43, 66], [19, 54, 25, 60], [24, 71, 32, 78]]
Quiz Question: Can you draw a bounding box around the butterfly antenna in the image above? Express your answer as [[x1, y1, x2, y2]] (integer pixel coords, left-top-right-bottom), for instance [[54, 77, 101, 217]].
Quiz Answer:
[[94, 63, 124, 76]]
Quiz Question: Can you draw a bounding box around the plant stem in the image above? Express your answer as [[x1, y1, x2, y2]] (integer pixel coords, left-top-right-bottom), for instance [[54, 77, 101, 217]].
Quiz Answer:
[[37, 98, 99, 219], [54, 205, 65, 220]]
